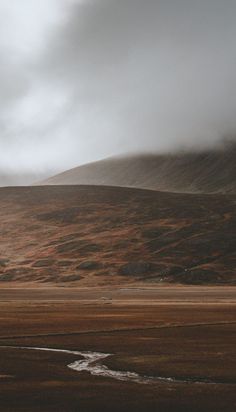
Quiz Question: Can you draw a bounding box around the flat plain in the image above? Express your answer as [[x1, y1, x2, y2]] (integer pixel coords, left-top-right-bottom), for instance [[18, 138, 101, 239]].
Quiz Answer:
[[0, 287, 235, 412]]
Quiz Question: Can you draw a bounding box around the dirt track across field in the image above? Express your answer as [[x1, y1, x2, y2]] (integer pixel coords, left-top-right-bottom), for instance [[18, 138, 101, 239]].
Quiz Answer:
[[1, 285, 236, 303]]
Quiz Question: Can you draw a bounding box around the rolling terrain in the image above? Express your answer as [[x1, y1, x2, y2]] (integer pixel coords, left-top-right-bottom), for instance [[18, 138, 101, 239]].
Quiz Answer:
[[0, 185, 235, 286], [1, 162, 236, 412], [40, 145, 236, 194]]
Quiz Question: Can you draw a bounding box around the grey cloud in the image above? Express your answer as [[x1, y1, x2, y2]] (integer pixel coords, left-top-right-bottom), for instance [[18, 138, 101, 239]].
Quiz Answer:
[[39, 0, 236, 156], [1, 0, 236, 184]]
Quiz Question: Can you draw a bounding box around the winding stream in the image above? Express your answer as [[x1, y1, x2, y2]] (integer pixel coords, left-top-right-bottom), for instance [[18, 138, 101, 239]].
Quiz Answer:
[[0, 346, 220, 385]]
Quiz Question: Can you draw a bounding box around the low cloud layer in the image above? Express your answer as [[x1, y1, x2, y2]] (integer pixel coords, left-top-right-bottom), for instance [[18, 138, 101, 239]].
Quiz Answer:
[[1, 0, 236, 184]]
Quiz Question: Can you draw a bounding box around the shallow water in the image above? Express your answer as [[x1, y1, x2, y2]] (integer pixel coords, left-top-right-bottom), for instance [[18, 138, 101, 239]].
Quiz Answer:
[[0, 346, 218, 385]]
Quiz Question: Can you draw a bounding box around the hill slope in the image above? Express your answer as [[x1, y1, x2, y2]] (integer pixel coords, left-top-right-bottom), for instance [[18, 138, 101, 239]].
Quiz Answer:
[[0, 185, 235, 286], [40, 146, 236, 194]]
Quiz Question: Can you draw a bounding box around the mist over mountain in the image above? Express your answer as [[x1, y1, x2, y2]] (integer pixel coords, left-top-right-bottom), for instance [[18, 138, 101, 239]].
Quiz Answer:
[[1, 0, 236, 180], [40, 143, 236, 194], [0, 172, 51, 187]]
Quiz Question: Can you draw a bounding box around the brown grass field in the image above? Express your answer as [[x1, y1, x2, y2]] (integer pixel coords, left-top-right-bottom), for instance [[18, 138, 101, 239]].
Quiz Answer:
[[0, 185, 235, 411], [0, 185, 235, 286], [0, 287, 235, 412]]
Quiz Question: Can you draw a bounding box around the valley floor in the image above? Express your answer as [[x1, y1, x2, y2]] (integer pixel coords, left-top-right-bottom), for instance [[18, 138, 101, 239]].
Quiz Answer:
[[0, 287, 235, 411]]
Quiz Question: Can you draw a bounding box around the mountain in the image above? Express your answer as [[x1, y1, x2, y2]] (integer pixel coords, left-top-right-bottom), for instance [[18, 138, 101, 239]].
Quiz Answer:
[[40, 145, 236, 194], [0, 185, 235, 286]]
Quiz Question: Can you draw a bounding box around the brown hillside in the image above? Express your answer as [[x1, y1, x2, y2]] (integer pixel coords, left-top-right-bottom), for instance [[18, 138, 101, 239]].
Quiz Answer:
[[0, 185, 235, 286]]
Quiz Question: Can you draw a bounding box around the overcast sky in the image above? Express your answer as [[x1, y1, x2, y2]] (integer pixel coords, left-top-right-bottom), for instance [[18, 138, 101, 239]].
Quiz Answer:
[[1, 0, 236, 184]]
